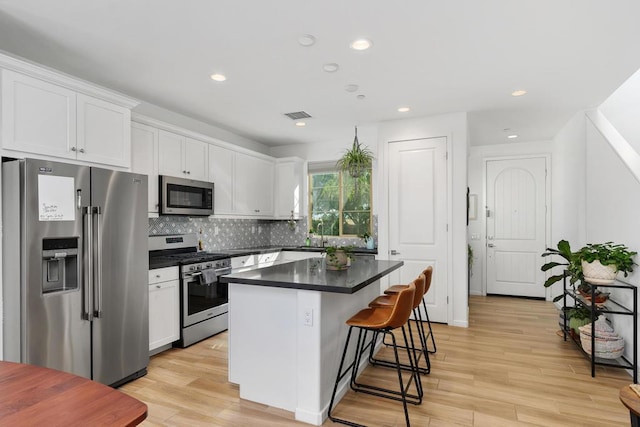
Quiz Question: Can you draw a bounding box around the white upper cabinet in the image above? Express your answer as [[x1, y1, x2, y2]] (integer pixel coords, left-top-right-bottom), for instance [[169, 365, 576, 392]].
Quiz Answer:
[[1, 65, 137, 168], [131, 122, 159, 213], [275, 157, 306, 219], [234, 152, 274, 216], [158, 129, 208, 181], [2, 70, 77, 160], [184, 137, 209, 181], [76, 93, 131, 167], [208, 144, 235, 215]]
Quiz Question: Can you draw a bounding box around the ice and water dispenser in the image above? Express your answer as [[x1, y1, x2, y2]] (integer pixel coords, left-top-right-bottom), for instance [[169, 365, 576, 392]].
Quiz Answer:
[[42, 237, 79, 293]]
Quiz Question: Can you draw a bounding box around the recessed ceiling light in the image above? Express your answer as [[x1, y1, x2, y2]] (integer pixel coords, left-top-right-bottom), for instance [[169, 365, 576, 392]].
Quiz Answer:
[[398, 107, 410, 113], [323, 63, 339, 73], [298, 34, 316, 47], [357, 94, 366, 100], [350, 38, 372, 51], [345, 84, 359, 93], [511, 90, 527, 97], [507, 134, 518, 139], [295, 121, 306, 127], [210, 73, 226, 82]]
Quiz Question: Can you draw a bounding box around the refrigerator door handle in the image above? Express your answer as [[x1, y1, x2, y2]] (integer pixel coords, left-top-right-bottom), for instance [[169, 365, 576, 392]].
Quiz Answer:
[[94, 206, 103, 318], [83, 206, 94, 321]]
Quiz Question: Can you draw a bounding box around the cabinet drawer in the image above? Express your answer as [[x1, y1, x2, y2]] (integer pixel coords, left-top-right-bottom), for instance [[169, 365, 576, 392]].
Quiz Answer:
[[148, 266, 179, 284], [258, 252, 280, 265]]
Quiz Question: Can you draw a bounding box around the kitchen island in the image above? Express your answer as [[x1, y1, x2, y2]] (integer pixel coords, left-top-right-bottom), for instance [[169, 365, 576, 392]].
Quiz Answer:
[[219, 258, 403, 425]]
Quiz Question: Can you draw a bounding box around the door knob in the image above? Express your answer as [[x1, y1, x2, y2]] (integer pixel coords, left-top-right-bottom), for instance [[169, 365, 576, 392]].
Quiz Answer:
[[487, 243, 495, 248]]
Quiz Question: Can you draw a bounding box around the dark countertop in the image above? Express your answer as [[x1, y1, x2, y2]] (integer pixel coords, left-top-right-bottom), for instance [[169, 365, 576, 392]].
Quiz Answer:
[[149, 246, 378, 270], [224, 246, 378, 257], [219, 258, 402, 294], [149, 257, 181, 270]]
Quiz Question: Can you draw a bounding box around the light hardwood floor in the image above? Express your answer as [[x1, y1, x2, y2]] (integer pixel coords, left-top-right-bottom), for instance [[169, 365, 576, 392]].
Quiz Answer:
[[120, 296, 633, 426]]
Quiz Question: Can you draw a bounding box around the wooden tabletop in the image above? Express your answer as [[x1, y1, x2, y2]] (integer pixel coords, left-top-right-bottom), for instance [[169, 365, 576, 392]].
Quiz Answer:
[[620, 385, 640, 416], [0, 361, 147, 426]]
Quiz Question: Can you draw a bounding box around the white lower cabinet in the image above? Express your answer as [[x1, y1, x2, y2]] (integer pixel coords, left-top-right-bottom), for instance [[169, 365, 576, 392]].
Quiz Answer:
[[278, 251, 323, 261], [148, 267, 180, 352]]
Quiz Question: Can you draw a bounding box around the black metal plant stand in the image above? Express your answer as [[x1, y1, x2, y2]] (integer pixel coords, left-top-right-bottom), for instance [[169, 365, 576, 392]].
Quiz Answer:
[[562, 271, 637, 383]]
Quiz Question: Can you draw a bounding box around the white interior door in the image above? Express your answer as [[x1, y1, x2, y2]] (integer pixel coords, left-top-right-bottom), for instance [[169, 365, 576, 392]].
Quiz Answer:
[[388, 137, 448, 322], [486, 157, 547, 297]]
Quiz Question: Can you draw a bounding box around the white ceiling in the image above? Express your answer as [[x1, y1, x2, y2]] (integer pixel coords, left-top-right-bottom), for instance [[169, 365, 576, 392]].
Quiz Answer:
[[1, 0, 639, 148]]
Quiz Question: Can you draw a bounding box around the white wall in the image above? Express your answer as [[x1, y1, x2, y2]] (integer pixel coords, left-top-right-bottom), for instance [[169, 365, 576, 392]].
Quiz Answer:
[[134, 102, 271, 155], [584, 117, 640, 372], [376, 112, 469, 327], [467, 141, 554, 296], [270, 124, 381, 218], [272, 114, 470, 327]]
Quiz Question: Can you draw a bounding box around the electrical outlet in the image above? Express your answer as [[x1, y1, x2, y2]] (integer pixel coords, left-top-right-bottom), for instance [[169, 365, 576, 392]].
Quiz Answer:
[[303, 308, 313, 326]]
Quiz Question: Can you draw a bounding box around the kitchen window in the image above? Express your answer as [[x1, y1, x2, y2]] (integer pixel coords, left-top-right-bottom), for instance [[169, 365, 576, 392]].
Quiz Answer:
[[308, 166, 372, 237]]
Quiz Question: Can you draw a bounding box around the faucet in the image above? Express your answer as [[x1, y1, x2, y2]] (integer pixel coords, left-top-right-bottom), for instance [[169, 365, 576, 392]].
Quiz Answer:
[[318, 220, 328, 248]]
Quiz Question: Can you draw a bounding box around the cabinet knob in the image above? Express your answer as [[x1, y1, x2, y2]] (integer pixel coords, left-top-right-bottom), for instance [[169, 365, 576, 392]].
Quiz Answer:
[[186, 171, 191, 175], [155, 274, 161, 278], [182, 170, 187, 174], [78, 148, 85, 153], [156, 285, 161, 288], [71, 147, 77, 152]]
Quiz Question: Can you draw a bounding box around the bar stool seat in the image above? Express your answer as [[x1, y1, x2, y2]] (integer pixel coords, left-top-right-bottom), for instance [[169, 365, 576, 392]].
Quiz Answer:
[[384, 266, 437, 354], [328, 282, 420, 427], [369, 274, 430, 375]]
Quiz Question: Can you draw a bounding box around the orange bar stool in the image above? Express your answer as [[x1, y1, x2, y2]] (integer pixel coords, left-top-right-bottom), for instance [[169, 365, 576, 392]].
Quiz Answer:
[[385, 266, 437, 354], [368, 274, 430, 376], [328, 282, 420, 427]]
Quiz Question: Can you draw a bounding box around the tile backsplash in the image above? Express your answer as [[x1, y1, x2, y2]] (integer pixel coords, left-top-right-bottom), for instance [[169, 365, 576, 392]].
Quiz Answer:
[[149, 215, 378, 251]]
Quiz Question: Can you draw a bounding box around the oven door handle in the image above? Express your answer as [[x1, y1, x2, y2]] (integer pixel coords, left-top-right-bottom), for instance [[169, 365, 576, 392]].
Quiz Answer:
[[183, 271, 203, 279], [215, 268, 232, 275]]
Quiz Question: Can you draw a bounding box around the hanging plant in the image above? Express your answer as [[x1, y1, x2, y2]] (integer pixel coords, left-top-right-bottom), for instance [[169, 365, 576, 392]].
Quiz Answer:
[[336, 126, 374, 178]]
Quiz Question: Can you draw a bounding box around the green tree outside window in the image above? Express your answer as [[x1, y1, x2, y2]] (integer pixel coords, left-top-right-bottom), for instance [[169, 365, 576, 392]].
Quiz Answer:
[[309, 169, 372, 237]]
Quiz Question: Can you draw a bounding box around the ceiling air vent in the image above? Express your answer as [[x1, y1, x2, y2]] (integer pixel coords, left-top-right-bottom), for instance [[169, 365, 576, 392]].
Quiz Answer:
[[284, 111, 312, 120]]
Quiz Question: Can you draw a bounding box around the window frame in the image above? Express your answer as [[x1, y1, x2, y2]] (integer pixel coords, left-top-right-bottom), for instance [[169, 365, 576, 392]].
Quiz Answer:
[[307, 168, 373, 237]]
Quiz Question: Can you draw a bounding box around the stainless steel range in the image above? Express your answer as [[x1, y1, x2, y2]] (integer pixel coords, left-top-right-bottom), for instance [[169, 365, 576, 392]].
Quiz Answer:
[[149, 234, 231, 347]]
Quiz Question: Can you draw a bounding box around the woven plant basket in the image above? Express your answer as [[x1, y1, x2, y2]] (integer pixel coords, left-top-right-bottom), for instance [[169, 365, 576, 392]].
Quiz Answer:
[[578, 315, 624, 359]]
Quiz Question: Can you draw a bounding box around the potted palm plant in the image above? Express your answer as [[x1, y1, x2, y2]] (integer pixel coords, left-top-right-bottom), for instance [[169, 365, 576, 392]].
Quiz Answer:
[[541, 240, 583, 301], [336, 126, 374, 178]]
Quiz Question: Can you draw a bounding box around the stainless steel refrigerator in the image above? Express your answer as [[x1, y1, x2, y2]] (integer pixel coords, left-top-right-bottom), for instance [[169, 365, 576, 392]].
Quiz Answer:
[[2, 158, 149, 387]]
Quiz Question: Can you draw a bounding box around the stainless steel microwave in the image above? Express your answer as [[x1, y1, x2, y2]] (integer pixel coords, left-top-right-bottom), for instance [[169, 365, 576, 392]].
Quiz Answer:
[[160, 175, 214, 216]]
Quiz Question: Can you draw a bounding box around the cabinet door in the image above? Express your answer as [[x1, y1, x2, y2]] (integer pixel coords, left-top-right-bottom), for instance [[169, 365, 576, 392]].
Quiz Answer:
[[131, 122, 159, 212], [148, 280, 180, 351], [1, 69, 76, 160], [275, 159, 304, 219], [76, 94, 131, 167], [184, 137, 209, 181], [209, 144, 234, 214], [158, 130, 185, 178], [254, 156, 274, 216], [235, 152, 274, 216]]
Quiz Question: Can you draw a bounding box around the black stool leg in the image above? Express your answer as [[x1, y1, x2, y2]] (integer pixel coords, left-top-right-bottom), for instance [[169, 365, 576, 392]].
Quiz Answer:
[[421, 300, 437, 353], [328, 326, 366, 427]]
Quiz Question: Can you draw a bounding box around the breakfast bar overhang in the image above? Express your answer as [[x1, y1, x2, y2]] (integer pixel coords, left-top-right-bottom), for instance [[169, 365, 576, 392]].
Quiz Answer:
[[220, 258, 403, 425]]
